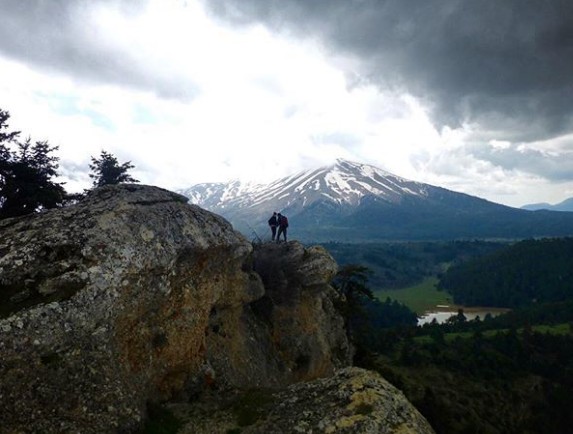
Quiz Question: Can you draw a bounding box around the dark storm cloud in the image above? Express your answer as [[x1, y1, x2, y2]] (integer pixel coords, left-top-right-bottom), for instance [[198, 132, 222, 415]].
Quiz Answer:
[[0, 0, 198, 101], [204, 0, 573, 143]]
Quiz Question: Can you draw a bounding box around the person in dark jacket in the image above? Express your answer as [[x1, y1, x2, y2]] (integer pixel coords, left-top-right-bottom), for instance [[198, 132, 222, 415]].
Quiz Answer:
[[276, 213, 289, 243], [268, 212, 278, 241]]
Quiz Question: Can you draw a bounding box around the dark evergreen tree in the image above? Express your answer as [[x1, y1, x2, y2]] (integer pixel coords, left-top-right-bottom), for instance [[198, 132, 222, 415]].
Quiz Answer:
[[446, 308, 467, 326], [0, 110, 66, 219], [0, 109, 19, 144], [332, 264, 374, 340], [89, 150, 138, 188], [333, 264, 373, 302]]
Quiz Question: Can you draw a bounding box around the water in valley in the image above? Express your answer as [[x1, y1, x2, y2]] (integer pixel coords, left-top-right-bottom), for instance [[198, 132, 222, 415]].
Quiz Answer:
[[417, 306, 510, 326]]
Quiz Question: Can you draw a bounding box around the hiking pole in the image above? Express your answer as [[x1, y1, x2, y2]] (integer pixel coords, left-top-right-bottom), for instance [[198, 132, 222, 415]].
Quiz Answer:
[[247, 222, 263, 244]]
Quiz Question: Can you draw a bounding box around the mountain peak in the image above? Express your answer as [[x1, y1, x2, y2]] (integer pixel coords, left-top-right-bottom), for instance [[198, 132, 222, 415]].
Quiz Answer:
[[331, 158, 402, 182], [180, 159, 429, 225], [245, 158, 427, 212]]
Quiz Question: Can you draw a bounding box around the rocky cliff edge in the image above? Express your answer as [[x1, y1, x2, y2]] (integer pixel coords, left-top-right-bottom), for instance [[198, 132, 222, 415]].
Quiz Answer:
[[0, 184, 433, 433]]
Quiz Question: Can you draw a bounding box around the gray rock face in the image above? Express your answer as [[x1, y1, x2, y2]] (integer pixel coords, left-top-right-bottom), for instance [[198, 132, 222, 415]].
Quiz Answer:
[[248, 367, 435, 434], [250, 242, 352, 382], [0, 185, 353, 433], [172, 367, 436, 434], [204, 241, 353, 392]]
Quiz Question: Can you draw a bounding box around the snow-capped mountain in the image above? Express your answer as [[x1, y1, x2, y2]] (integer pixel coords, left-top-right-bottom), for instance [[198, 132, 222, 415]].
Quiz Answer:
[[180, 159, 573, 242], [181, 159, 427, 212]]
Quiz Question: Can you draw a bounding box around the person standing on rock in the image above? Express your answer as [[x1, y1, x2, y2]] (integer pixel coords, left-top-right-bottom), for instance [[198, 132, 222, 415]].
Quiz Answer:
[[276, 213, 289, 243], [268, 212, 278, 241]]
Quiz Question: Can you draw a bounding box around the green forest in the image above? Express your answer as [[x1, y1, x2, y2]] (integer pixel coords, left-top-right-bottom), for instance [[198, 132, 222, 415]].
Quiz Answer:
[[324, 237, 573, 434], [322, 240, 507, 289], [438, 237, 573, 308]]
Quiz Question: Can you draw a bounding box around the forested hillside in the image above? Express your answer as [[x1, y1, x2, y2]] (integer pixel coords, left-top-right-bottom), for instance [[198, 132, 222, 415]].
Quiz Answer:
[[329, 237, 573, 433], [368, 324, 573, 434], [322, 241, 507, 290], [354, 300, 573, 434], [438, 237, 573, 307]]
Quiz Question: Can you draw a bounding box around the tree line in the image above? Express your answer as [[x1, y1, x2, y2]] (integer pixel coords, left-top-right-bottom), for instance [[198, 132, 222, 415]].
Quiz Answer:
[[0, 108, 138, 219], [323, 240, 507, 289], [370, 324, 573, 434], [438, 237, 573, 308]]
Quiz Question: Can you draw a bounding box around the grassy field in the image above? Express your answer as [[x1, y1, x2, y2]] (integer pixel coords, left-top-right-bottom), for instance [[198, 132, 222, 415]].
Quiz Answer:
[[414, 323, 572, 344], [532, 323, 571, 335], [373, 277, 452, 315]]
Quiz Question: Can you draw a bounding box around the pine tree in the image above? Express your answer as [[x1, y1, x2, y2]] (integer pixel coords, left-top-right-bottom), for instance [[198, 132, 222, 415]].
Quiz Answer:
[[333, 264, 374, 303], [0, 109, 66, 219], [88, 150, 138, 188], [332, 264, 374, 339]]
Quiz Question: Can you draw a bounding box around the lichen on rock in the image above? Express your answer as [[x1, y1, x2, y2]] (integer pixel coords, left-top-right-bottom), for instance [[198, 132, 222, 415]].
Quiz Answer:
[[172, 367, 435, 434], [246, 367, 435, 433]]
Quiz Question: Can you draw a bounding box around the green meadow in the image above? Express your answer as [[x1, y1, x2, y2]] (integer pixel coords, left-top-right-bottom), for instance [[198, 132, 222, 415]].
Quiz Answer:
[[373, 277, 452, 315]]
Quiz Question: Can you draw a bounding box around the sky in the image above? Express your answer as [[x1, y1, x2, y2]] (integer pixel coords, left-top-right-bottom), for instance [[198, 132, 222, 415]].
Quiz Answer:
[[1, 0, 572, 208]]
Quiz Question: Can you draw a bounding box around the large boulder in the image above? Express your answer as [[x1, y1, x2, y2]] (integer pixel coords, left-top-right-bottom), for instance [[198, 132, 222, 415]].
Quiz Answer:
[[171, 367, 436, 433], [0, 184, 352, 433], [246, 367, 435, 434]]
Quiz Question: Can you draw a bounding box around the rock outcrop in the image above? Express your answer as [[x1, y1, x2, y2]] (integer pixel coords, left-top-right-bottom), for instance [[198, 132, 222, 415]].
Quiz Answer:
[[206, 241, 352, 390], [0, 184, 434, 433], [0, 185, 351, 433], [250, 367, 435, 434], [171, 367, 435, 433]]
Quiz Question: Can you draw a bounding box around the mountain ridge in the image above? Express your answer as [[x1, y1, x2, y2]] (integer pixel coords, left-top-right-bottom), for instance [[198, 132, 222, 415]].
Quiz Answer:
[[180, 159, 573, 242], [521, 197, 573, 212]]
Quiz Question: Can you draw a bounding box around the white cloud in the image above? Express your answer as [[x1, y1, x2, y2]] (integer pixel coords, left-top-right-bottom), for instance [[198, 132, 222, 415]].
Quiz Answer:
[[489, 140, 511, 150], [0, 0, 571, 207]]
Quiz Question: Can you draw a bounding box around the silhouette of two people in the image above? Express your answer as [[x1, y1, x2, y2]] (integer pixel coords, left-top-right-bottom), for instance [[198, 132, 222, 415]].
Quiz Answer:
[[268, 211, 289, 242]]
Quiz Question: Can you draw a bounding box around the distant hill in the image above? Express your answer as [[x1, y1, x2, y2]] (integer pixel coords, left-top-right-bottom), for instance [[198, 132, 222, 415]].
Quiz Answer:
[[521, 197, 573, 212], [180, 159, 573, 242]]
